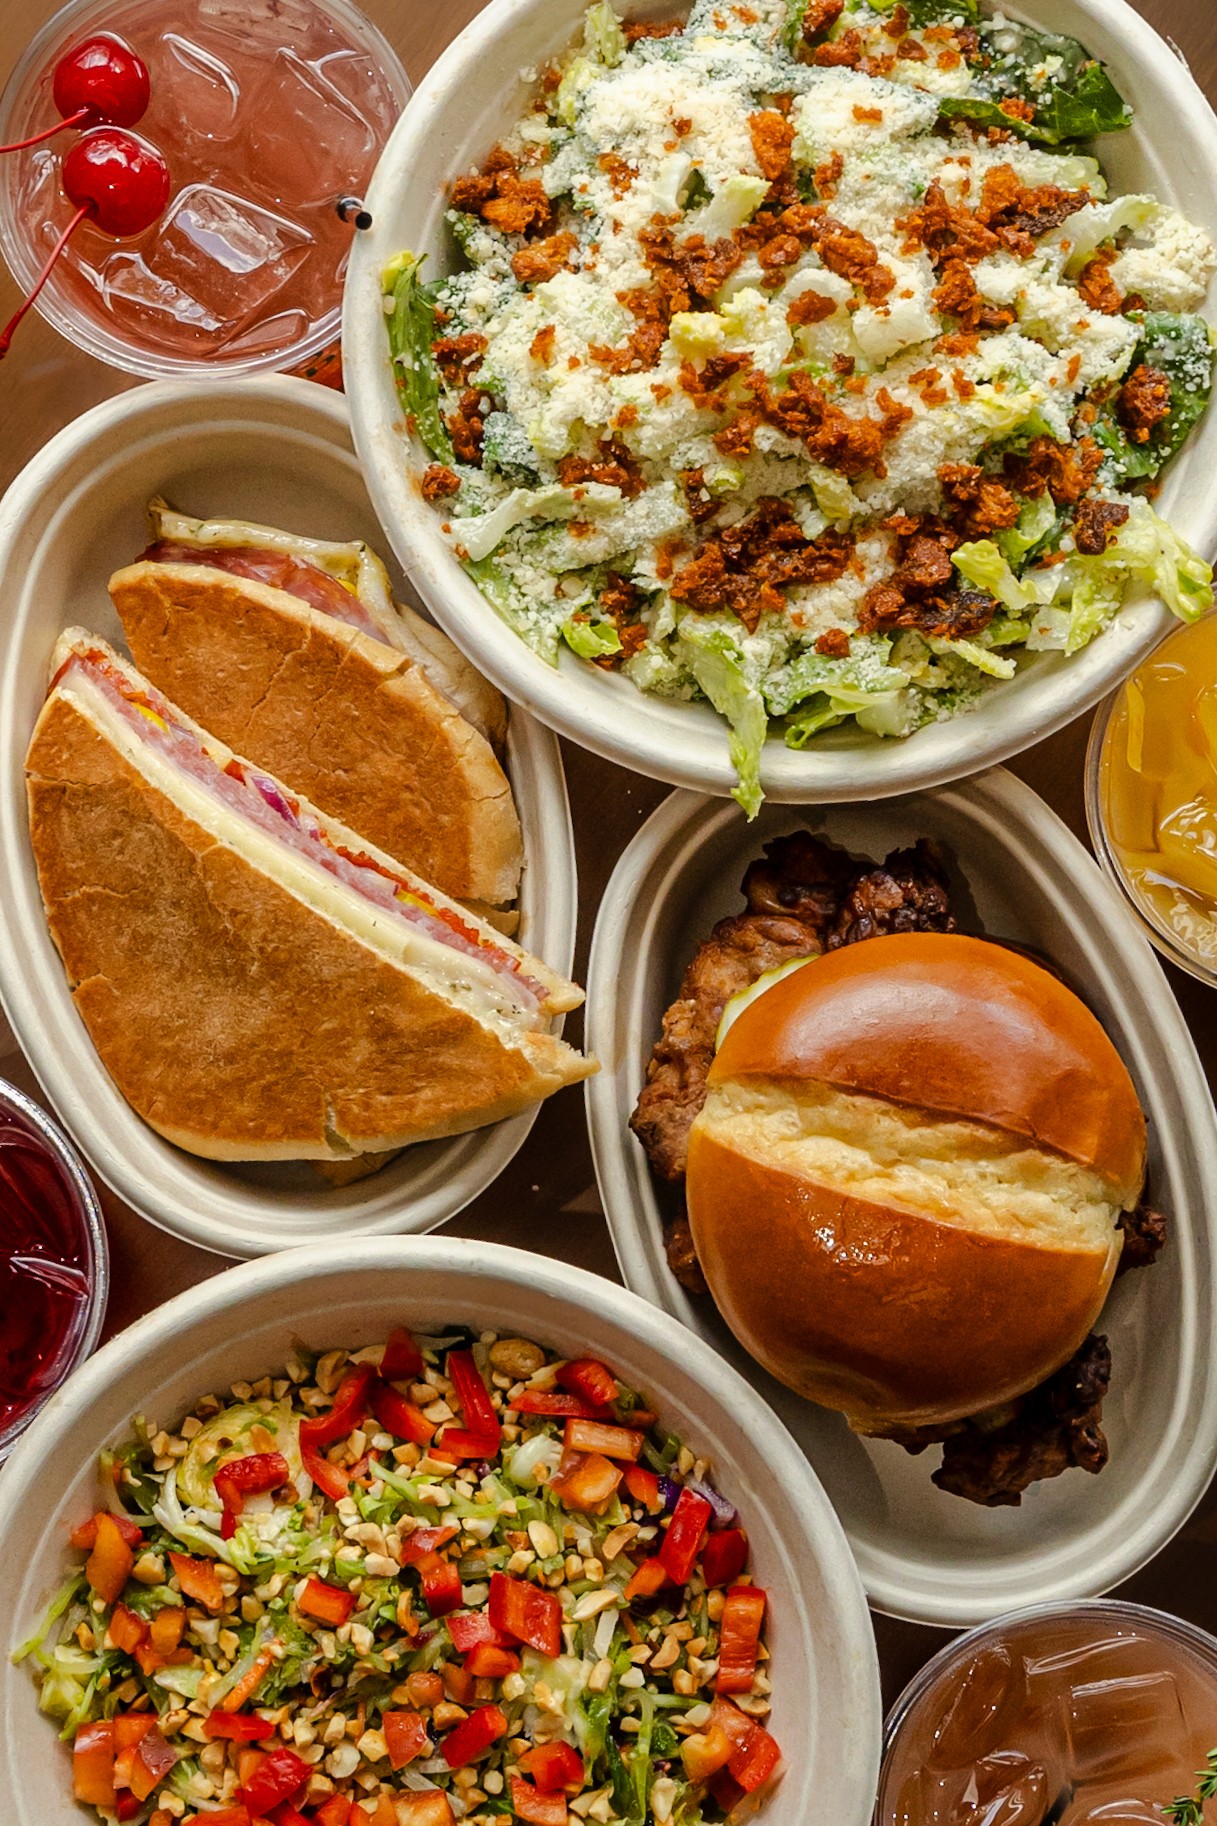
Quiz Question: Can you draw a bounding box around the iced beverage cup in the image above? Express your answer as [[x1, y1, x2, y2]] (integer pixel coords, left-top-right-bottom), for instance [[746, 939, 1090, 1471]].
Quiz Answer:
[[879, 1601, 1217, 1826], [0, 0, 410, 377]]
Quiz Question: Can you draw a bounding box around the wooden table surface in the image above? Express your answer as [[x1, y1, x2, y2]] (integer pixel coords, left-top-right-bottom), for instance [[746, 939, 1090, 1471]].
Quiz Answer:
[[2, 0, 1216, 1723]]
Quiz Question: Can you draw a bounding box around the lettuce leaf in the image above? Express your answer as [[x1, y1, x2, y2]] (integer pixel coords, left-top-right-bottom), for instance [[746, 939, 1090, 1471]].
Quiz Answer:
[[1095, 497, 1214, 623], [940, 20, 1131, 146], [382, 252, 454, 464], [1093, 312, 1216, 484], [562, 613, 622, 660], [676, 621, 769, 818]]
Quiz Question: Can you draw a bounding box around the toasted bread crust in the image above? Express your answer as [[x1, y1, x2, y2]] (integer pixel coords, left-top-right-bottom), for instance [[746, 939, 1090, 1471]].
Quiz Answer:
[[26, 690, 589, 1161], [110, 561, 523, 906]]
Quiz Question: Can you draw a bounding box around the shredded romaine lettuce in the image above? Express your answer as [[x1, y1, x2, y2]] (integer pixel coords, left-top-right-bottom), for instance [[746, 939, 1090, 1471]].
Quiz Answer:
[[383, 252, 455, 465], [676, 621, 769, 818]]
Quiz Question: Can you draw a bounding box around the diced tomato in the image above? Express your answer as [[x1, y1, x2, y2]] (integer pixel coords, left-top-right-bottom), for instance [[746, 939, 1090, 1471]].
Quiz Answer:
[[550, 1449, 622, 1513], [488, 1571, 562, 1658], [443, 1349, 501, 1453], [442, 1659, 477, 1705], [400, 1524, 460, 1564], [129, 1727, 178, 1801], [300, 1434, 351, 1501], [73, 1721, 116, 1807], [71, 1511, 144, 1552], [518, 1740, 585, 1792], [303, 1363, 375, 1448], [214, 1451, 290, 1539], [108, 1602, 148, 1655], [441, 1702, 508, 1768], [624, 1557, 668, 1602], [716, 1585, 766, 1695], [298, 1575, 357, 1627], [416, 1549, 463, 1617], [512, 1392, 607, 1419], [681, 1722, 733, 1782], [380, 1325, 425, 1381], [86, 1511, 135, 1603], [240, 1744, 311, 1814], [622, 1465, 664, 1514], [369, 1381, 434, 1446], [510, 1775, 569, 1824], [447, 1610, 509, 1654], [658, 1487, 713, 1586], [168, 1550, 225, 1612], [465, 1641, 520, 1678], [382, 1708, 430, 1769], [394, 1796, 456, 1826], [701, 1528, 749, 1589], [313, 1797, 354, 1826], [220, 1642, 278, 1712], [556, 1358, 619, 1408], [205, 1710, 277, 1741], [709, 1698, 782, 1793], [563, 1418, 645, 1462]]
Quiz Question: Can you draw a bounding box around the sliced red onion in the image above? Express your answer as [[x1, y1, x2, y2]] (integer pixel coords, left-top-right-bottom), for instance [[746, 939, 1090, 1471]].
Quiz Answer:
[[250, 772, 297, 824], [690, 1478, 737, 1529], [657, 1474, 683, 1513]]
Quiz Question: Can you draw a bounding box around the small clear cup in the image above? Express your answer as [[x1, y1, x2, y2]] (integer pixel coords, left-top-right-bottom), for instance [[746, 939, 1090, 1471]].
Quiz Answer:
[[0, 1077, 108, 1461], [0, 0, 411, 380], [877, 1599, 1217, 1825]]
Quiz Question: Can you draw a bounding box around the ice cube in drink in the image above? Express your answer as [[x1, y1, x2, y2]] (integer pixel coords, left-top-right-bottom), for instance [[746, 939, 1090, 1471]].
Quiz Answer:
[[929, 1645, 1027, 1772], [949, 1753, 1049, 1826], [162, 32, 240, 144], [1066, 1672, 1183, 1782], [247, 49, 381, 211]]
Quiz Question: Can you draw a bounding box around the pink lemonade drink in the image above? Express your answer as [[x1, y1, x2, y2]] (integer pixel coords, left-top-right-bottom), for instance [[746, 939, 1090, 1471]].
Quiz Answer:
[[0, 0, 409, 376], [880, 1602, 1217, 1826]]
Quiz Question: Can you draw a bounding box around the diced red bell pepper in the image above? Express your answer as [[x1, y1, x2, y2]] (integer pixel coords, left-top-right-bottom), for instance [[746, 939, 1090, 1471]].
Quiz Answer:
[[221, 1643, 279, 1712], [113, 1715, 156, 1753], [465, 1641, 521, 1678], [512, 1392, 607, 1419], [701, 1528, 749, 1589], [74, 1721, 116, 1807], [314, 1797, 354, 1826], [298, 1575, 357, 1627], [563, 1418, 645, 1462], [447, 1610, 509, 1654], [624, 1557, 668, 1602], [168, 1550, 226, 1612], [416, 1549, 463, 1616], [681, 1722, 733, 1782], [716, 1585, 766, 1695], [380, 1325, 425, 1381], [400, 1523, 460, 1564], [115, 1793, 142, 1822], [518, 1740, 585, 1792], [71, 1511, 144, 1551], [129, 1727, 178, 1802], [441, 1702, 508, 1768], [205, 1709, 277, 1741], [382, 1707, 430, 1769], [658, 1487, 713, 1586], [556, 1358, 619, 1408], [86, 1511, 135, 1603], [708, 1699, 782, 1793], [394, 1797, 456, 1826], [622, 1465, 664, 1514], [369, 1380, 434, 1445], [550, 1449, 622, 1514], [149, 1606, 186, 1655], [300, 1434, 351, 1501], [444, 1349, 501, 1452], [240, 1745, 311, 1815], [434, 1426, 499, 1459], [214, 1451, 291, 1539], [304, 1363, 375, 1448], [268, 1803, 311, 1826], [510, 1775, 569, 1825], [489, 1571, 562, 1658], [108, 1602, 148, 1655], [355, 1795, 399, 1826], [442, 1659, 477, 1705], [193, 1809, 252, 1826]]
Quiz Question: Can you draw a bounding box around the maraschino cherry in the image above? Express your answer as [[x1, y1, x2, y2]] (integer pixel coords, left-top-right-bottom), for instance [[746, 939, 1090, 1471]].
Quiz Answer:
[[0, 35, 150, 154], [0, 127, 169, 358]]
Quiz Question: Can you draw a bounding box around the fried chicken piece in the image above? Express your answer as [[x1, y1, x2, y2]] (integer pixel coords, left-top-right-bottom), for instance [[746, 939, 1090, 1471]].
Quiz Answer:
[[1117, 1201, 1168, 1274], [665, 1210, 709, 1294], [826, 840, 956, 947], [740, 829, 856, 925]]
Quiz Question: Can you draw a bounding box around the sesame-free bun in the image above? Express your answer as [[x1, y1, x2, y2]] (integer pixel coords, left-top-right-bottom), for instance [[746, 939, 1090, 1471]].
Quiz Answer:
[[686, 934, 1147, 1429]]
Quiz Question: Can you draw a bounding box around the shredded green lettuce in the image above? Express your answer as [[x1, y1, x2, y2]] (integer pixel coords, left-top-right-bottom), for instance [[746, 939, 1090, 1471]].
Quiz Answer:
[[382, 252, 455, 464], [676, 621, 768, 818]]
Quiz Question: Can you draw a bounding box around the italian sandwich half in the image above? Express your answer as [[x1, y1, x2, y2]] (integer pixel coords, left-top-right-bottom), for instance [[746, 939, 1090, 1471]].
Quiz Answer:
[[26, 632, 594, 1163], [107, 500, 522, 914]]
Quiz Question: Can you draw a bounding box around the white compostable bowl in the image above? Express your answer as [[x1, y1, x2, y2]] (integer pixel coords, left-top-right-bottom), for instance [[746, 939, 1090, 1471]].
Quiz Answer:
[[0, 378, 580, 1259], [584, 770, 1217, 1627], [343, 0, 1217, 805], [0, 1237, 882, 1826]]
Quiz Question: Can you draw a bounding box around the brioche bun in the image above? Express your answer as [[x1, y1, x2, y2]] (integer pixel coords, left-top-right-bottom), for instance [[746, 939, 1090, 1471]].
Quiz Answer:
[[686, 933, 1146, 1429]]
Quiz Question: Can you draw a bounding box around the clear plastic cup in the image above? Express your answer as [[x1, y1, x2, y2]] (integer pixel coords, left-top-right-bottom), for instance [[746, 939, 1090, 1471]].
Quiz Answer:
[[0, 0, 411, 379], [0, 1078, 108, 1460], [877, 1599, 1217, 1826]]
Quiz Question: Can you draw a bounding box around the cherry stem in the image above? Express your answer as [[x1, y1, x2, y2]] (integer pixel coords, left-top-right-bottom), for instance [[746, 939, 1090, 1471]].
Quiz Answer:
[[0, 201, 91, 359], [0, 108, 90, 155]]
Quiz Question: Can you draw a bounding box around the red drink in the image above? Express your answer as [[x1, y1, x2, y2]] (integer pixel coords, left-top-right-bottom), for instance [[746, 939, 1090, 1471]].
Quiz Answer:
[[880, 1603, 1217, 1826], [0, 0, 409, 376], [0, 1084, 107, 1455]]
